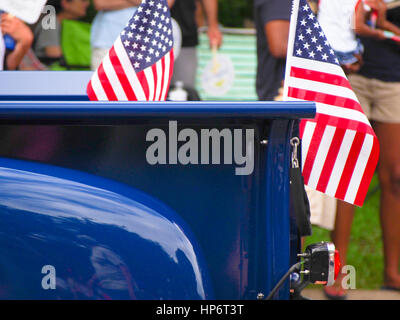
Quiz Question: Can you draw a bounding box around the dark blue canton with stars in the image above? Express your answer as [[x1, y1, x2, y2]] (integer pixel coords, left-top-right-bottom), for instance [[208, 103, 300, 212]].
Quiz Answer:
[[120, 0, 173, 73], [293, 0, 340, 66]]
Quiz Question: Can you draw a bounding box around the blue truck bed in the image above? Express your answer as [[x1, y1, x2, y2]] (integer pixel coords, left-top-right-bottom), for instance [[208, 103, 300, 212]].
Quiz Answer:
[[0, 72, 315, 300]]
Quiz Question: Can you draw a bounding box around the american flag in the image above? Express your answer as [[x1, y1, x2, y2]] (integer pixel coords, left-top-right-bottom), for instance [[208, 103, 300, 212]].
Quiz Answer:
[[283, 0, 379, 206], [87, 0, 174, 101]]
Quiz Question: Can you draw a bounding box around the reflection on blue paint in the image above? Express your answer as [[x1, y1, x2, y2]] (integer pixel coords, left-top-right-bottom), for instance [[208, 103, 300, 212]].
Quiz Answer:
[[0, 158, 213, 300]]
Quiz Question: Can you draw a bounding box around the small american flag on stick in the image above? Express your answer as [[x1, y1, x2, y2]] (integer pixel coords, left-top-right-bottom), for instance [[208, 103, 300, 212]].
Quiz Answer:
[[283, 0, 379, 206], [87, 0, 174, 101]]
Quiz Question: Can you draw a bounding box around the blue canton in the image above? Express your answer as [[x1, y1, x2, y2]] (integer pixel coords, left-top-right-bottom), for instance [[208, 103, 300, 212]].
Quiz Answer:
[[120, 0, 173, 73], [293, 0, 339, 65]]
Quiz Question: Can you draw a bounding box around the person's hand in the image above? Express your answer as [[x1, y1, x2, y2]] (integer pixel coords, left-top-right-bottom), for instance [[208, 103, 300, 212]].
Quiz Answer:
[[364, 0, 381, 11], [1, 13, 33, 70], [375, 28, 387, 40], [342, 54, 363, 74], [0, 14, 33, 48], [354, 53, 363, 66], [207, 25, 222, 49]]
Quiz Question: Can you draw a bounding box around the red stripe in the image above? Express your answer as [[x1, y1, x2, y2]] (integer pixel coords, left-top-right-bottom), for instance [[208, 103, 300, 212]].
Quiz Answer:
[[159, 57, 166, 101], [334, 131, 365, 200], [315, 127, 346, 192], [355, 0, 362, 11], [288, 87, 364, 113], [354, 136, 380, 206], [305, 112, 375, 136], [151, 63, 158, 100], [290, 67, 353, 90], [109, 46, 137, 101], [136, 70, 150, 100], [97, 63, 118, 101], [302, 116, 329, 184], [86, 81, 98, 101]]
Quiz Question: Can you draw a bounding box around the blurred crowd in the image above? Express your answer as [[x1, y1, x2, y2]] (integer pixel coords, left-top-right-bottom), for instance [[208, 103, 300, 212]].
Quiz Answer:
[[0, 0, 220, 74]]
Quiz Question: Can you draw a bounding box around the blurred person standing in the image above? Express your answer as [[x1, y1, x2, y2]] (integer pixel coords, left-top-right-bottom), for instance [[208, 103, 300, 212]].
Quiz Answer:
[[170, 0, 222, 91], [254, 0, 291, 101], [346, 0, 400, 294], [91, 0, 140, 70], [91, 0, 176, 70], [34, 0, 90, 66], [312, 0, 400, 299], [0, 13, 33, 70]]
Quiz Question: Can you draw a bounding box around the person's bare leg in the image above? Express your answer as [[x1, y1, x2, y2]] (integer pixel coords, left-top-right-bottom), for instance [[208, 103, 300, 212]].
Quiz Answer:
[[375, 122, 400, 288], [324, 200, 355, 297], [331, 200, 356, 270]]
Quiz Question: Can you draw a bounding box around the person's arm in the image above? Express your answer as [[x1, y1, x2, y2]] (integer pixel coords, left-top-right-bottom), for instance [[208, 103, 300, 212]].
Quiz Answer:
[[200, 0, 222, 48], [265, 20, 290, 58], [377, 17, 400, 36], [93, 0, 142, 11], [0, 14, 33, 70], [258, 0, 291, 59], [167, 0, 175, 7], [375, 0, 400, 35], [44, 46, 62, 59], [354, 2, 386, 39]]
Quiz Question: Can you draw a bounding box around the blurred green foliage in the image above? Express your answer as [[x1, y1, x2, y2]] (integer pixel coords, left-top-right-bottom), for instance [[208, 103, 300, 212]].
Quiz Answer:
[[218, 0, 254, 28], [305, 174, 383, 289]]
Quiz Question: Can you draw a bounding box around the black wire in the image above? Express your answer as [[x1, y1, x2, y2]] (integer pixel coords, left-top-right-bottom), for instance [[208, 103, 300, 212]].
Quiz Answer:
[[265, 262, 302, 300]]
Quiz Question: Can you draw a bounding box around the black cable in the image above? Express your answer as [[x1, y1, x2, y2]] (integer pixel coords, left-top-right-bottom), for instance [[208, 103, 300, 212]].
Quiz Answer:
[[265, 262, 302, 300]]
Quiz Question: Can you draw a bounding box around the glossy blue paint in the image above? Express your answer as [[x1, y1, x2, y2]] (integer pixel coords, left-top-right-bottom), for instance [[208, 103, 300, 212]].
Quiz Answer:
[[0, 121, 299, 300], [0, 101, 315, 121], [264, 120, 295, 300], [0, 157, 213, 299], [0, 72, 317, 300]]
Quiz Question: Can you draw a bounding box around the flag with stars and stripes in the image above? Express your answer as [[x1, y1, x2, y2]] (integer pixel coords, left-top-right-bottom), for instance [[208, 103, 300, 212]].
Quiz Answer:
[[283, 0, 379, 206], [87, 0, 174, 101]]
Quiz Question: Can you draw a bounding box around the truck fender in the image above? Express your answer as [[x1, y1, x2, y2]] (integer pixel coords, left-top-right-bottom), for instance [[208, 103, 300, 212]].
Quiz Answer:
[[0, 157, 213, 300]]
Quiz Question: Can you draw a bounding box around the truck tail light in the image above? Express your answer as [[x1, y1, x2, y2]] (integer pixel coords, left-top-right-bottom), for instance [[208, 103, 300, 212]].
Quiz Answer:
[[300, 242, 339, 286], [266, 242, 341, 300], [334, 249, 341, 281]]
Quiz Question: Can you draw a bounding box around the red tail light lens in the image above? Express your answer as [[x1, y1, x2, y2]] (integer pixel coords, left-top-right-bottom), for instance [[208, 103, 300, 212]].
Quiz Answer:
[[334, 249, 341, 280]]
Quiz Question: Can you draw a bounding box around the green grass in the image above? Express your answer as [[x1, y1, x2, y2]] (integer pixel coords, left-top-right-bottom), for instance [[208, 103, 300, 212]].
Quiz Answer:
[[305, 174, 383, 289]]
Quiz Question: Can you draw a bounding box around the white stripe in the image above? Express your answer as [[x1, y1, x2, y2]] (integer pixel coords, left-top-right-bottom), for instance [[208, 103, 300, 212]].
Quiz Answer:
[[325, 129, 356, 196], [144, 67, 155, 100], [307, 125, 337, 189], [344, 134, 374, 204], [287, 76, 360, 106], [154, 59, 163, 101], [316, 102, 370, 126], [289, 98, 370, 125], [102, 53, 128, 101], [160, 52, 171, 101], [90, 72, 108, 101], [301, 121, 316, 169], [290, 56, 347, 78], [114, 38, 146, 101]]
